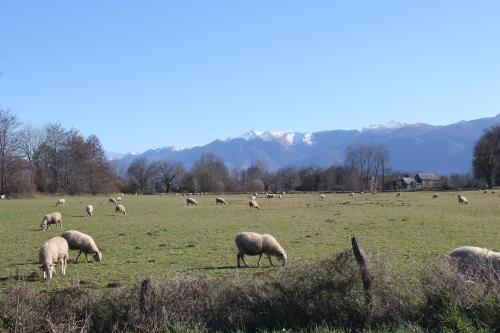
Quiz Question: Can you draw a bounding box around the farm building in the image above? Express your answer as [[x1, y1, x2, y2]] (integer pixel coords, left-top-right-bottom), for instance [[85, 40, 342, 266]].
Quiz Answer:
[[415, 173, 441, 189], [400, 177, 416, 190]]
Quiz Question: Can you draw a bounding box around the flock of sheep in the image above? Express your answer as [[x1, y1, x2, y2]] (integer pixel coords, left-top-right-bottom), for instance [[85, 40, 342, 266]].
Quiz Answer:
[[36, 191, 498, 281]]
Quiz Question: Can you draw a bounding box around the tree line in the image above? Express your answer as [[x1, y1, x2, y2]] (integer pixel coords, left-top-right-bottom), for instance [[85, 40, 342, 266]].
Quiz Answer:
[[0, 109, 116, 195], [2, 108, 497, 196]]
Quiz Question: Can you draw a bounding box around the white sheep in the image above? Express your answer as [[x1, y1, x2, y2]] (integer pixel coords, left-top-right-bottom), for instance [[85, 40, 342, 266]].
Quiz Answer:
[[40, 212, 62, 230], [55, 198, 66, 206], [320, 194, 325, 200], [278, 194, 283, 199], [449, 246, 500, 273], [61, 230, 102, 263], [86, 204, 94, 217], [266, 193, 275, 198], [433, 193, 439, 199], [215, 197, 226, 205], [458, 194, 468, 205], [115, 204, 127, 215], [39, 236, 69, 280], [249, 200, 260, 210], [350, 192, 355, 197], [116, 196, 123, 203], [235, 232, 287, 267], [251, 195, 257, 201], [186, 197, 198, 206], [109, 197, 117, 204]]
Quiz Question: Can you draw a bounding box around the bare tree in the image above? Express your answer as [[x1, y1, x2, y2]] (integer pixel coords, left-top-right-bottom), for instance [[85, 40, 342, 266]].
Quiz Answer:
[[18, 125, 45, 184], [153, 160, 185, 193], [345, 144, 390, 191], [127, 158, 158, 193], [0, 109, 21, 194]]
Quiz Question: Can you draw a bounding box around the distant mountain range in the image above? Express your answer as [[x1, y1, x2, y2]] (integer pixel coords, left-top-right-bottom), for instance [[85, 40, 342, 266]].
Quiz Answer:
[[108, 114, 500, 176]]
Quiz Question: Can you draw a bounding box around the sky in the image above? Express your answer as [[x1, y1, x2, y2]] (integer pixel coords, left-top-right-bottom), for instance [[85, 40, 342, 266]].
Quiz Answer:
[[1, 1, 499, 153]]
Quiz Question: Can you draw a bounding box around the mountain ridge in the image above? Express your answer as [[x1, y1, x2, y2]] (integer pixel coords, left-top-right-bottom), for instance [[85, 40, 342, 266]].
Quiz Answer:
[[109, 114, 500, 176]]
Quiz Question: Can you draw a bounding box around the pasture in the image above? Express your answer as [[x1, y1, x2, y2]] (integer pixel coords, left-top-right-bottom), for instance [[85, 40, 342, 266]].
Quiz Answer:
[[0, 191, 499, 292]]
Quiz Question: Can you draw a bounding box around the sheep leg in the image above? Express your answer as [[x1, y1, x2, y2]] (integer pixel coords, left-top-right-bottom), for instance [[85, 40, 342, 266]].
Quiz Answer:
[[75, 250, 82, 263], [85, 253, 91, 263], [266, 254, 274, 266], [257, 254, 262, 267]]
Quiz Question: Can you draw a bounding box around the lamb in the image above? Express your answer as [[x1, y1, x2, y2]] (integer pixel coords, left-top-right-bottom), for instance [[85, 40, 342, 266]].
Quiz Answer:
[[215, 197, 226, 205], [115, 204, 127, 215], [109, 197, 117, 204], [40, 212, 62, 230], [61, 230, 102, 263], [320, 194, 325, 200], [249, 200, 260, 210], [39, 236, 69, 280], [86, 204, 94, 217], [457, 194, 468, 205], [433, 193, 439, 199], [235, 232, 287, 267], [186, 197, 198, 206], [448, 246, 500, 273], [55, 198, 66, 206]]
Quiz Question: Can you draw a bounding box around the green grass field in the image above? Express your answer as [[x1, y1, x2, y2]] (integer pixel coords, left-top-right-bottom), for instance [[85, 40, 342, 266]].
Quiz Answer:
[[1, 191, 499, 292]]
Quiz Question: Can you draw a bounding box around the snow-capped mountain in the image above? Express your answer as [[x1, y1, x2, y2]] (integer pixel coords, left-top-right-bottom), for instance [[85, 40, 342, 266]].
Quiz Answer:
[[110, 114, 500, 176], [233, 130, 314, 146]]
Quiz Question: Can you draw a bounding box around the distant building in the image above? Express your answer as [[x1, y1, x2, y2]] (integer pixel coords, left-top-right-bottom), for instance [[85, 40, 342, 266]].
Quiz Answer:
[[415, 173, 441, 189], [400, 177, 416, 191]]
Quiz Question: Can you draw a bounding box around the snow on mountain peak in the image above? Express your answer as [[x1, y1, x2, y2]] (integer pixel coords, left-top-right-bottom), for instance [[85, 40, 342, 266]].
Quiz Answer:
[[363, 121, 409, 132], [233, 130, 313, 146]]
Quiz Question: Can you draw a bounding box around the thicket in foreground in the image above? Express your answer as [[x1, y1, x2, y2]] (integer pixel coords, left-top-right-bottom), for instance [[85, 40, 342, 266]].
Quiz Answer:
[[0, 251, 498, 333]]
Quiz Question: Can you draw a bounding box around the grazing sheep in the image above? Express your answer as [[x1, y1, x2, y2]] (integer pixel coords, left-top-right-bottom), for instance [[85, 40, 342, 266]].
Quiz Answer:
[[86, 204, 94, 217], [360, 191, 365, 195], [492, 190, 497, 194], [349, 192, 355, 197], [109, 197, 117, 205], [483, 190, 488, 194], [320, 194, 325, 200], [266, 193, 275, 198], [249, 200, 260, 210], [449, 246, 500, 273], [215, 197, 226, 205], [396, 192, 401, 197], [135, 192, 138, 196], [55, 198, 66, 206], [457, 194, 468, 205], [161, 193, 166, 197], [278, 194, 283, 199], [187, 197, 198, 206], [115, 204, 126, 215], [433, 193, 439, 199], [40, 212, 62, 230], [61, 230, 102, 263], [235, 232, 287, 267], [281, 191, 286, 195], [39, 236, 69, 280]]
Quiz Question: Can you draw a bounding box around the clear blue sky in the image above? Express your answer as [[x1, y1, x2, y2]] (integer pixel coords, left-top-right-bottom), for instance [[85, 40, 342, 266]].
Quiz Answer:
[[1, 1, 499, 153]]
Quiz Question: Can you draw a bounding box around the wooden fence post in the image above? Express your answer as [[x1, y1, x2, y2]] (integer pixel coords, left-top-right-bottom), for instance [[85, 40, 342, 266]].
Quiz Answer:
[[351, 236, 373, 306]]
